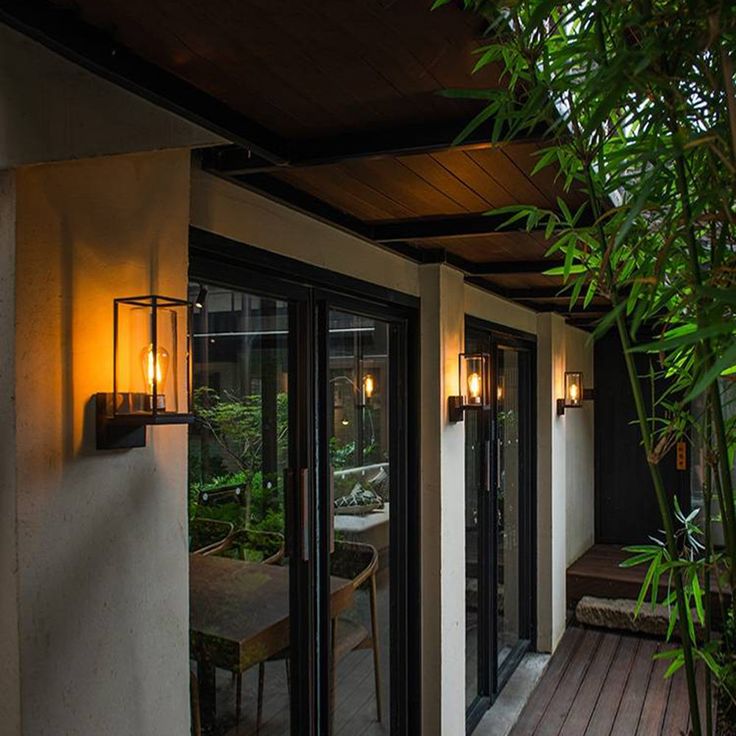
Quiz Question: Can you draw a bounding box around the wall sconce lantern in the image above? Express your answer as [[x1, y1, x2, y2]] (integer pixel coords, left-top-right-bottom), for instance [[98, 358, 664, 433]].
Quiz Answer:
[[557, 371, 594, 415], [449, 352, 490, 422], [362, 372, 376, 404], [96, 295, 193, 449]]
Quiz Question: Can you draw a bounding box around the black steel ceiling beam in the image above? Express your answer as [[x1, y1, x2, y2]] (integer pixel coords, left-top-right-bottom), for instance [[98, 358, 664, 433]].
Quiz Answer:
[[466, 259, 561, 275], [369, 214, 523, 242], [202, 120, 552, 174], [367, 211, 593, 243], [0, 0, 290, 163]]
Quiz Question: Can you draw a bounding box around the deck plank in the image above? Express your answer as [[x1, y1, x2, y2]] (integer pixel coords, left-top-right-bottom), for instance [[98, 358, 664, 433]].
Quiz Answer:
[[660, 658, 692, 736], [584, 635, 639, 736], [558, 632, 619, 736], [532, 629, 603, 736], [509, 627, 585, 735], [608, 638, 658, 736], [635, 645, 673, 735]]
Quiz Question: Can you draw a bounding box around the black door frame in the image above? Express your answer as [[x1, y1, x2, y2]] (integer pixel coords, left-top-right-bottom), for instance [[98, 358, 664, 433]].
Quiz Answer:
[[465, 316, 537, 735], [190, 227, 421, 736]]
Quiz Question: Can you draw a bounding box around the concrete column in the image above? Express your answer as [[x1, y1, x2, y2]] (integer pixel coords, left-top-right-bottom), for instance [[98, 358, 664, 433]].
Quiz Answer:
[[420, 264, 466, 736], [5, 150, 191, 736], [536, 313, 568, 652]]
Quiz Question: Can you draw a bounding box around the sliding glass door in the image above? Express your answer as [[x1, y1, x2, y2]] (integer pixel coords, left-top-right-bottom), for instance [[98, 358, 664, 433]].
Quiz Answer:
[[465, 322, 535, 733], [187, 241, 417, 736], [188, 279, 310, 736]]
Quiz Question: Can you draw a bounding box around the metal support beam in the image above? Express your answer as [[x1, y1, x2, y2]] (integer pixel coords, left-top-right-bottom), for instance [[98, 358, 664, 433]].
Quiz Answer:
[[465, 259, 562, 275], [201, 121, 552, 174], [367, 211, 592, 243]]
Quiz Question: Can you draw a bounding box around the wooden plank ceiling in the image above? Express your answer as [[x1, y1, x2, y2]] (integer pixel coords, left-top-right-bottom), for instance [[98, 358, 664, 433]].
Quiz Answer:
[[11, 0, 605, 325]]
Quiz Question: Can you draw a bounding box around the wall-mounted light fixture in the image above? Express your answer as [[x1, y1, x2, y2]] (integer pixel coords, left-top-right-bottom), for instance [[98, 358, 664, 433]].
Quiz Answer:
[[194, 284, 208, 310], [96, 295, 193, 449], [557, 370, 594, 415], [449, 352, 490, 422], [362, 372, 375, 404]]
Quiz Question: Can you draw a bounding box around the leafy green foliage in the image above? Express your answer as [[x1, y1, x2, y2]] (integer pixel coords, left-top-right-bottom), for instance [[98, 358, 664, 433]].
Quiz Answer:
[[443, 2, 736, 731]]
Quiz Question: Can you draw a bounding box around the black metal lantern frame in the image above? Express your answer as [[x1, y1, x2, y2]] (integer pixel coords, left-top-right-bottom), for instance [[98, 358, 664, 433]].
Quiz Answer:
[[556, 370, 594, 415], [448, 352, 491, 422], [96, 294, 193, 449]]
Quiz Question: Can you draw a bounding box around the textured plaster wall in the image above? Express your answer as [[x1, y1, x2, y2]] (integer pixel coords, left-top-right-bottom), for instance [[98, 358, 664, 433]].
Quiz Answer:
[[464, 282, 538, 336], [564, 327, 595, 566], [536, 314, 595, 652], [0, 170, 21, 736], [0, 24, 222, 169], [12, 150, 191, 736], [536, 313, 568, 652], [419, 265, 466, 736]]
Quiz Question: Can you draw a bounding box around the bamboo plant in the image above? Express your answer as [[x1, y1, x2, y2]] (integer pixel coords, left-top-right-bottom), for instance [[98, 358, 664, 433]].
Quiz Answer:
[[436, 1, 736, 732]]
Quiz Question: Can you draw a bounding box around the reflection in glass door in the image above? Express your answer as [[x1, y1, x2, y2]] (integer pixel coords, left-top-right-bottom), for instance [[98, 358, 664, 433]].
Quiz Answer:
[[465, 325, 535, 734], [496, 348, 521, 671], [188, 283, 299, 736]]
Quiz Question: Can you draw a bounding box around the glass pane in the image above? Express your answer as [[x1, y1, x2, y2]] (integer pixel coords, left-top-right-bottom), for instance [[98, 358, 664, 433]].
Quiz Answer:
[[329, 310, 390, 735], [465, 408, 483, 709], [188, 283, 292, 736], [497, 348, 521, 669]]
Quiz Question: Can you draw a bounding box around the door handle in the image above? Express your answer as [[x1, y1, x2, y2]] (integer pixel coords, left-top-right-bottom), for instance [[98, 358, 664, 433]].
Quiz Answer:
[[484, 439, 491, 493], [329, 465, 335, 554], [300, 468, 310, 562], [496, 438, 502, 491]]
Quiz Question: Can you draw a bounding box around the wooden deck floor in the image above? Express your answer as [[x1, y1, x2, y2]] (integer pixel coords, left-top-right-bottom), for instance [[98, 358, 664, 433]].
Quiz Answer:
[[509, 627, 713, 736]]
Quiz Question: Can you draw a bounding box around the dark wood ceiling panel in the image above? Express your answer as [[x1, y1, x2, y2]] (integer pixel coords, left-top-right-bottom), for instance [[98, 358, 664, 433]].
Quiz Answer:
[[508, 142, 589, 210], [274, 166, 416, 220], [411, 233, 549, 262], [467, 148, 556, 208], [49, 0, 498, 140], [429, 150, 521, 209], [396, 154, 491, 213], [334, 157, 470, 216]]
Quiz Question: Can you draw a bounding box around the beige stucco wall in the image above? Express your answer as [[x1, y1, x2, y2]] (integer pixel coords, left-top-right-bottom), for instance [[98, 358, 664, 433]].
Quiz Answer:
[[536, 314, 595, 652], [419, 265, 466, 735], [464, 281, 538, 336], [0, 24, 223, 169], [564, 327, 595, 565], [11, 149, 191, 736]]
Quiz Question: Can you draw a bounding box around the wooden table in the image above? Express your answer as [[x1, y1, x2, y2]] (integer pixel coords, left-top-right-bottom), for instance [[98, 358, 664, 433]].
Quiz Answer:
[[189, 554, 354, 733]]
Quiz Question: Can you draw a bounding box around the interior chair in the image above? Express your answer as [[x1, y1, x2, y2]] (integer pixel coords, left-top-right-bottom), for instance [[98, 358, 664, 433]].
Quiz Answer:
[[217, 529, 286, 565], [329, 540, 382, 723], [189, 518, 234, 556], [255, 540, 382, 733]]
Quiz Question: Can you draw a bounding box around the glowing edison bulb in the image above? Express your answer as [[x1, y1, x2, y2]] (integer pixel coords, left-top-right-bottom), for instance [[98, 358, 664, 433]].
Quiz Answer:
[[569, 381, 579, 403], [363, 373, 375, 400], [468, 372, 482, 403], [140, 343, 169, 409]]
